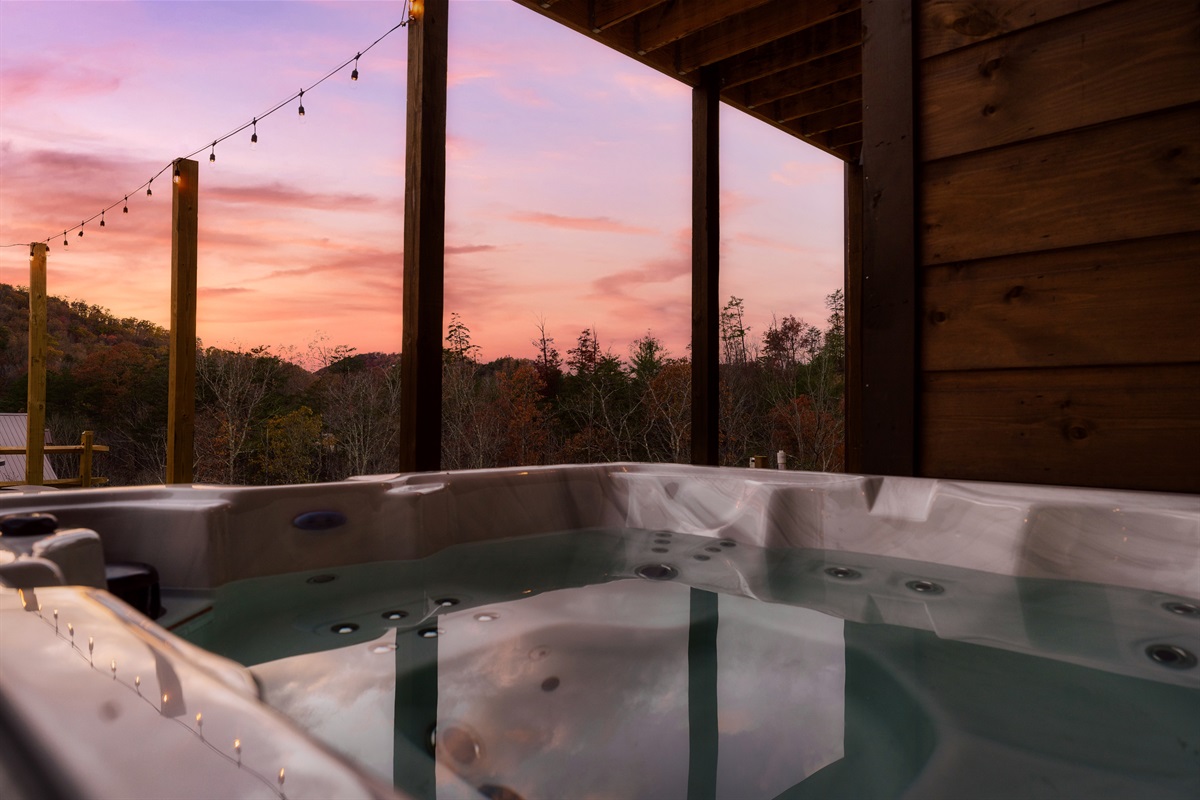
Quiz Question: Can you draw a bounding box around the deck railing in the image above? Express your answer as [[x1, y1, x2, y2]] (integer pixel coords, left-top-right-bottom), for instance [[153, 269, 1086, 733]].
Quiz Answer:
[[0, 431, 110, 488]]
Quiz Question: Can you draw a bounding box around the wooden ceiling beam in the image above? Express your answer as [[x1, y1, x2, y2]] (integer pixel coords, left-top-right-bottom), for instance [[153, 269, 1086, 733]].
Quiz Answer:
[[633, 0, 777, 53], [740, 48, 860, 109], [675, 0, 856, 75], [590, 0, 667, 31], [512, 0, 688, 84], [786, 100, 860, 137], [721, 11, 860, 88], [769, 75, 862, 123]]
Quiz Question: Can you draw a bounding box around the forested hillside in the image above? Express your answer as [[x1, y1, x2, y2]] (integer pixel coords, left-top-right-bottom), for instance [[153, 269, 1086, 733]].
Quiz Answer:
[[0, 283, 844, 485]]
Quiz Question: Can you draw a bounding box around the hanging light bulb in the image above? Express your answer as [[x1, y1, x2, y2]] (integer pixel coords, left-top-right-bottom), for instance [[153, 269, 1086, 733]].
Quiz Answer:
[[351, 53, 360, 82], [298, 89, 306, 121], [99, 210, 105, 228], [173, 164, 181, 184], [146, 179, 153, 197], [123, 196, 129, 214], [78, 221, 84, 237], [63, 232, 68, 247], [250, 117, 258, 149], [209, 142, 216, 163]]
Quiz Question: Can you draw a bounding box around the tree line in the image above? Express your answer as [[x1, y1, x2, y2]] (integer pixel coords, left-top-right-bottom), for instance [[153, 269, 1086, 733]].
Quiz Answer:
[[0, 283, 843, 485]]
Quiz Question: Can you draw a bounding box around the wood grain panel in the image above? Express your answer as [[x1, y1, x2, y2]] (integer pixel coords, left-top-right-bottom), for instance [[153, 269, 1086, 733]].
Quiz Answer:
[[923, 234, 1200, 371], [674, 0, 854, 74], [721, 12, 860, 88], [921, 0, 1200, 161], [922, 105, 1200, 265], [919, 0, 1113, 58], [920, 364, 1200, 492]]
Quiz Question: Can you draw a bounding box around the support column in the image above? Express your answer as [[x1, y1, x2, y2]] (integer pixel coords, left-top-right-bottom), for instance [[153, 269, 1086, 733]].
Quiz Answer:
[[25, 243, 47, 485], [691, 66, 720, 466], [167, 158, 198, 484], [400, 0, 449, 473], [859, 0, 917, 475]]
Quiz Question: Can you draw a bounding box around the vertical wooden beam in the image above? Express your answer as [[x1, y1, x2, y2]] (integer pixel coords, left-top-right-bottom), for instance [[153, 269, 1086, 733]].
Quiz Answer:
[[859, 0, 917, 475], [167, 158, 198, 484], [844, 161, 864, 473], [400, 0, 448, 473], [25, 243, 47, 486], [79, 430, 94, 488], [691, 65, 720, 466]]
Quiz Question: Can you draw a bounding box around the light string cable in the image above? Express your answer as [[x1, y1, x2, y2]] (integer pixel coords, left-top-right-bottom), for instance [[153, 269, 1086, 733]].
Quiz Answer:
[[3, 1, 412, 252]]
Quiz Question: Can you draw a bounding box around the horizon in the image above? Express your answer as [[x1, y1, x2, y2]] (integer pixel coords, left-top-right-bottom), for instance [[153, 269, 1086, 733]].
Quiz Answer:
[[0, 0, 844, 363]]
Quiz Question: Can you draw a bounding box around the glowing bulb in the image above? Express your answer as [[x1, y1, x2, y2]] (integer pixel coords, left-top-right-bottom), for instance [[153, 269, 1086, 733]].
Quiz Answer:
[[110, 659, 116, 679], [123, 196, 129, 214], [162, 693, 169, 705], [173, 166, 180, 184], [278, 768, 285, 788], [67, 622, 74, 638], [209, 143, 216, 163], [134, 675, 141, 693], [250, 118, 258, 149], [351, 53, 360, 82], [234, 739, 242, 766], [411, 0, 423, 20]]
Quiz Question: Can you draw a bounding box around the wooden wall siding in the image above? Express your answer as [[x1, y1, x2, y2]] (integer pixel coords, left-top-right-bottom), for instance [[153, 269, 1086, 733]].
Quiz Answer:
[[919, 0, 1113, 59], [920, 365, 1200, 493], [922, 104, 1200, 266], [918, 0, 1200, 492], [923, 233, 1200, 371], [921, 0, 1200, 162]]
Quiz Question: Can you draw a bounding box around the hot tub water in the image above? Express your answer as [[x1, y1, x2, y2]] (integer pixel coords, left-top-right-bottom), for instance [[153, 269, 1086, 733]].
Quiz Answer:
[[173, 528, 1200, 800]]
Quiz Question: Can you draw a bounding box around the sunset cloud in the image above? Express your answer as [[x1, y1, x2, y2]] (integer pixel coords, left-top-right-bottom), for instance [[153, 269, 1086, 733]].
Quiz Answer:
[[508, 211, 657, 236], [206, 182, 381, 210], [770, 159, 843, 187]]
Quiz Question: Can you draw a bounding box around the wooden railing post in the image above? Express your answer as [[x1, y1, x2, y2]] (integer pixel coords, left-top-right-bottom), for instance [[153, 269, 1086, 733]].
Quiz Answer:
[[26, 242, 48, 486], [399, 0, 449, 473], [167, 158, 199, 484], [79, 430, 94, 488]]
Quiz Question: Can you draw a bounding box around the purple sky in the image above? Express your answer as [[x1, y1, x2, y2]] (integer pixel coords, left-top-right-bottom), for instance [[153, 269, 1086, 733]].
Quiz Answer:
[[0, 0, 843, 363]]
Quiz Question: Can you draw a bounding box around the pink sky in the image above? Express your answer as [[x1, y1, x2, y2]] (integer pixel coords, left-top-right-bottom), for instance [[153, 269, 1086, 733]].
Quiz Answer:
[[0, 0, 844, 364]]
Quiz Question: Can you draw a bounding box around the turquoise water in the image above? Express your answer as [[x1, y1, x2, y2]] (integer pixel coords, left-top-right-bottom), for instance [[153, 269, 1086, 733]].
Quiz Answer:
[[176, 529, 1200, 800]]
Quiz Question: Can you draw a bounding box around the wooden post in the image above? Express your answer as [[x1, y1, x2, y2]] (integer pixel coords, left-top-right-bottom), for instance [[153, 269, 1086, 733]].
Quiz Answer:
[[25, 242, 47, 485], [859, 0, 917, 475], [844, 161, 864, 473], [79, 430, 94, 488], [167, 158, 198, 484], [691, 65, 720, 467], [400, 0, 448, 473]]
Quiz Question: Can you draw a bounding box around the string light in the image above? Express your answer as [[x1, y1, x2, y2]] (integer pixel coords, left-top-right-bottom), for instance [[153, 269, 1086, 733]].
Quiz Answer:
[[63, 232, 68, 247], [173, 164, 181, 184], [77, 221, 84, 238], [5, 12, 415, 248]]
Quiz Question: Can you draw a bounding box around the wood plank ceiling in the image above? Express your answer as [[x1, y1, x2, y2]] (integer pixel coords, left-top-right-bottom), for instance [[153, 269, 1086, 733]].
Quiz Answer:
[[511, 0, 864, 162]]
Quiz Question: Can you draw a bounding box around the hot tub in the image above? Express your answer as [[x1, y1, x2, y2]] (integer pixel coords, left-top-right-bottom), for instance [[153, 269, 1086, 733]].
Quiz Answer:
[[1, 464, 1197, 799]]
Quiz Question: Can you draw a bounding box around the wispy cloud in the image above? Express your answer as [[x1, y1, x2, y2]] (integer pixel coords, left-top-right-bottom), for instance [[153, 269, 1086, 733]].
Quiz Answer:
[[206, 182, 381, 210], [509, 211, 657, 236], [770, 160, 842, 187]]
